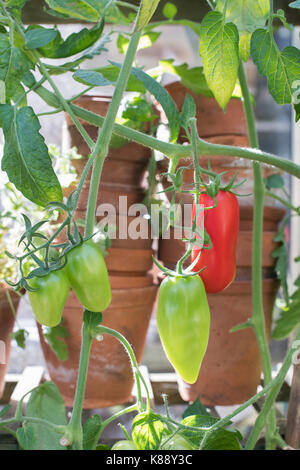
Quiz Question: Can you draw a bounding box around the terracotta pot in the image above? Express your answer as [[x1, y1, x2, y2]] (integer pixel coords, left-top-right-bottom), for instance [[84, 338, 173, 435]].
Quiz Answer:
[[76, 183, 145, 213], [106, 247, 154, 274], [177, 279, 279, 405], [0, 287, 21, 398], [65, 95, 152, 186], [163, 81, 248, 139], [109, 274, 153, 289], [38, 285, 158, 408]]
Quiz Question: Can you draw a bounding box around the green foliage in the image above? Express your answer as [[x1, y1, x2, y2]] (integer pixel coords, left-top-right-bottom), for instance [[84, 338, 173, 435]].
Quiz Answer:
[[36, 21, 104, 58], [272, 274, 300, 340], [0, 105, 63, 206], [182, 397, 210, 420], [159, 60, 213, 97], [16, 382, 67, 450], [117, 31, 161, 54], [0, 33, 34, 103], [45, 0, 128, 24], [135, 0, 160, 32], [199, 11, 240, 110], [216, 0, 269, 61], [122, 96, 157, 122], [9, 328, 28, 349], [73, 70, 112, 87], [112, 62, 180, 142], [289, 1, 300, 8], [132, 411, 165, 450], [251, 30, 300, 120], [83, 415, 102, 450], [90, 64, 147, 93], [42, 321, 69, 361], [25, 27, 58, 49], [180, 415, 242, 450]]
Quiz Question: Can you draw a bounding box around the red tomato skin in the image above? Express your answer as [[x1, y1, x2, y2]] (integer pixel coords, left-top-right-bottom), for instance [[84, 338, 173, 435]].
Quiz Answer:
[[191, 190, 239, 294]]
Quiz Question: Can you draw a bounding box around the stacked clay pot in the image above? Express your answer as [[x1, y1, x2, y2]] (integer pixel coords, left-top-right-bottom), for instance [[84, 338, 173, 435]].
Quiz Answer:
[[38, 95, 157, 408], [0, 285, 21, 398], [157, 82, 285, 405]]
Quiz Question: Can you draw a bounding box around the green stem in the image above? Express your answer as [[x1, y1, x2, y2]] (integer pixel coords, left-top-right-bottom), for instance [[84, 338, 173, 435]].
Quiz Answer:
[[67, 319, 94, 450], [92, 325, 150, 411], [265, 190, 300, 215], [84, 30, 142, 237], [238, 60, 276, 450]]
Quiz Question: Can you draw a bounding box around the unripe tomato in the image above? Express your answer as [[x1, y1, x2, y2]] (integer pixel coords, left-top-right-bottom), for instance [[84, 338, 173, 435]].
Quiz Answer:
[[160, 435, 195, 450], [28, 269, 70, 327], [111, 440, 137, 450], [65, 241, 112, 312], [157, 275, 210, 384]]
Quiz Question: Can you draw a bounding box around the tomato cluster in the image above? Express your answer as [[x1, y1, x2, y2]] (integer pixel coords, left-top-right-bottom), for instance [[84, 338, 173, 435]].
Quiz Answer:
[[28, 241, 112, 327]]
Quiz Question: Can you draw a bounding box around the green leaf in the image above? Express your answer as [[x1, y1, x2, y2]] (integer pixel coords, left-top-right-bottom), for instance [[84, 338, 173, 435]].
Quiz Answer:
[[0, 404, 12, 418], [180, 94, 196, 132], [25, 27, 58, 49], [117, 31, 160, 54], [93, 64, 146, 93], [4, 0, 28, 7], [83, 415, 102, 450], [274, 9, 293, 31], [112, 61, 180, 142], [45, 0, 129, 24], [215, 0, 269, 62], [272, 296, 300, 340], [0, 33, 34, 102], [136, 0, 160, 31], [180, 415, 242, 450], [73, 69, 112, 87], [122, 96, 157, 122], [265, 174, 285, 189], [251, 30, 300, 106], [17, 382, 67, 450], [132, 412, 165, 450], [0, 105, 63, 207], [45, 34, 111, 75], [37, 21, 104, 59], [159, 60, 213, 97], [199, 11, 240, 110], [182, 397, 210, 420], [0, 79, 5, 104], [9, 328, 28, 349], [289, 1, 300, 8], [163, 2, 177, 20], [43, 322, 69, 361]]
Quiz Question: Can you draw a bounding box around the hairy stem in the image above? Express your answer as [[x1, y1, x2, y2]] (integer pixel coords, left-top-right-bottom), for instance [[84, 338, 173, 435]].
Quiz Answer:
[[239, 60, 277, 450]]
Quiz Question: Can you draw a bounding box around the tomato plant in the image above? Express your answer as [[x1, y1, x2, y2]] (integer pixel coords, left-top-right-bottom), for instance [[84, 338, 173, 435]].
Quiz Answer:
[[0, 0, 299, 454]]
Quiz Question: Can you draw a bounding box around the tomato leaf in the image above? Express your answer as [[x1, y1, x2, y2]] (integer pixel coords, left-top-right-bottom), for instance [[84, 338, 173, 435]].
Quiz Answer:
[[83, 415, 102, 450], [199, 11, 240, 110], [251, 30, 300, 108], [132, 412, 165, 450], [42, 322, 69, 361], [0, 33, 34, 102], [182, 397, 210, 420], [16, 382, 67, 450], [73, 70, 112, 87], [25, 27, 58, 49], [180, 415, 242, 450], [91, 64, 146, 93], [37, 21, 104, 58], [215, 0, 269, 62], [289, 1, 300, 8], [112, 61, 180, 142], [44, 0, 129, 24], [159, 60, 213, 97], [9, 328, 28, 349], [117, 31, 161, 54], [135, 0, 160, 32], [0, 105, 63, 207]]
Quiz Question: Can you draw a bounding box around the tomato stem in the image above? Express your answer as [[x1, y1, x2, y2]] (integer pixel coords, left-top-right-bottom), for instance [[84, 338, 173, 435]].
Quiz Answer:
[[238, 60, 277, 450]]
